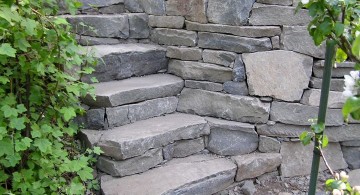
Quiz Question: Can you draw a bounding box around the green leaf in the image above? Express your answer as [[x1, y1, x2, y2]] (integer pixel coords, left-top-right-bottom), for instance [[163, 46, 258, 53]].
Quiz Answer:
[[1, 105, 18, 118], [300, 131, 313, 146], [34, 138, 52, 153], [16, 104, 27, 113], [78, 167, 93, 181], [342, 96, 360, 119], [334, 22, 345, 37], [15, 137, 32, 152], [0, 76, 10, 84], [0, 170, 9, 182], [21, 18, 38, 36], [0, 138, 13, 157], [0, 43, 16, 57], [0, 127, 6, 140], [322, 135, 329, 148], [60, 107, 76, 121], [9, 117, 26, 130], [331, 180, 344, 190], [352, 35, 360, 57], [6, 153, 21, 167], [311, 123, 325, 134], [93, 147, 103, 155], [336, 48, 348, 63]]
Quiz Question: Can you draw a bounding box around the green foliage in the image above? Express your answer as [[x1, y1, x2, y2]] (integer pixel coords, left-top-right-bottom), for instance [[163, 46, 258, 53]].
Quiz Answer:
[[0, 0, 101, 194]]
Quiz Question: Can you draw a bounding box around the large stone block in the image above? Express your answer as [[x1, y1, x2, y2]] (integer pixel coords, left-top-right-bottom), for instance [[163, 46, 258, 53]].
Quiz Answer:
[[270, 102, 343, 126], [223, 81, 249, 96], [348, 169, 360, 186], [124, 0, 165, 15], [259, 135, 281, 153], [243, 51, 313, 101], [166, 0, 207, 23], [185, 80, 223, 92], [106, 106, 130, 128], [301, 89, 346, 109], [172, 138, 205, 158], [342, 146, 360, 169], [166, 46, 202, 61], [280, 142, 348, 177], [202, 50, 236, 67], [198, 32, 272, 53], [128, 13, 149, 39], [206, 117, 258, 156], [149, 16, 185, 29], [168, 60, 233, 83], [86, 108, 106, 129], [282, 26, 325, 59], [177, 88, 270, 123], [151, 28, 197, 46], [207, 0, 255, 25]]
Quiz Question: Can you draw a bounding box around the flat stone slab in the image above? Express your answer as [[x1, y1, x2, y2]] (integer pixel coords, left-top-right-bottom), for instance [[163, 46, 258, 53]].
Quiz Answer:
[[256, 0, 292, 5], [342, 146, 360, 169], [233, 153, 282, 181], [301, 89, 346, 109], [83, 74, 184, 107], [310, 77, 344, 92], [348, 169, 360, 186], [166, 46, 202, 61], [177, 88, 270, 124], [149, 15, 185, 29], [150, 28, 197, 46], [280, 142, 348, 177], [313, 60, 355, 78], [97, 113, 209, 160], [166, 0, 207, 23], [84, 44, 167, 82], [101, 155, 237, 195], [259, 136, 281, 153], [202, 50, 237, 67], [78, 0, 124, 10], [185, 80, 223, 92]]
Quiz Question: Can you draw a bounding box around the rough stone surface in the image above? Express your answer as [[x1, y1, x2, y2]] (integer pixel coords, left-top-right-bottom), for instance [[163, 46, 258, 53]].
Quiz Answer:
[[341, 140, 360, 147], [79, 130, 103, 148], [281, 142, 348, 177], [77, 35, 125, 46], [270, 102, 343, 126], [313, 60, 355, 78], [282, 26, 325, 59], [149, 15, 185, 28], [202, 50, 237, 67], [65, 15, 129, 38], [186, 21, 281, 38], [232, 153, 282, 181], [198, 32, 272, 53], [166, 46, 202, 61], [166, 0, 207, 23], [101, 155, 237, 195], [78, 0, 124, 10], [242, 180, 257, 195], [310, 77, 344, 92], [271, 36, 280, 49], [259, 136, 281, 153], [168, 60, 233, 83], [348, 169, 360, 186], [83, 74, 184, 107], [173, 138, 205, 158], [243, 51, 313, 101], [98, 4, 126, 14], [256, 0, 292, 5], [84, 44, 167, 82], [207, 0, 255, 26], [124, 0, 166, 15], [342, 146, 360, 169], [163, 144, 174, 161], [86, 108, 106, 129], [301, 89, 346, 108], [185, 80, 223, 92], [178, 88, 270, 123], [151, 28, 197, 46], [97, 148, 163, 177], [249, 5, 311, 25], [233, 55, 246, 82], [97, 113, 209, 160], [106, 106, 129, 128], [206, 117, 258, 156], [128, 14, 149, 39], [223, 81, 249, 95]]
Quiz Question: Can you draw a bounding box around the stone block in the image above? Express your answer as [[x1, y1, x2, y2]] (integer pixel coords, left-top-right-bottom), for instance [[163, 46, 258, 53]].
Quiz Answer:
[[348, 169, 360, 186], [301, 89, 346, 108], [78, 0, 124, 10], [106, 106, 130, 128], [185, 80, 223, 92], [342, 146, 360, 169], [79, 130, 103, 148], [313, 60, 354, 78], [198, 32, 272, 53], [259, 135, 281, 153], [128, 13, 149, 39], [257, 0, 292, 5], [243, 51, 313, 101], [149, 15, 185, 28], [151, 28, 197, 46], [271, 36, 280, 49], [166, 0, 207, 23], [166, 46, 202, 61], [86, 108, 106, 129], [124, 0, 165, 15], [202, 50, 236, 67], [77, 35, 127, 46], [173, 138, 205, 158], [310, 77, 344, 92], [233, 55, 246, 82], [341, 141, 360, 147], [99, 4, 126, 14], [223, 81, 249, 95]]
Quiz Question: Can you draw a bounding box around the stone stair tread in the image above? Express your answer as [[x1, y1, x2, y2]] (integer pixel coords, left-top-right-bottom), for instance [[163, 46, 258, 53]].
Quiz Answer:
[[82, 74, 184, 107], [101, 155, 237, 195], [88, 43, 166, 58]]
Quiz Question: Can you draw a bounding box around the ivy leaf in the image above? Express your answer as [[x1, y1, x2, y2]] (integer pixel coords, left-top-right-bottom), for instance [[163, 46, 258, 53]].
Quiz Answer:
[[342, 96, 360, 119], [0, 127, 6, 140], [1, 105, 18, 118], [16, 104, 27, 113], [6, 153, 21, 167], [21, 18, 38, 36], [0, 76, 10, 84], [9, 117, 26, 130], [352, 35, 360, 57], [34, 138, 52, 153], [0, 170, 8, 182], [311, 123, 325, 134], [334, 22, 344, 37], [93, 147, 103, 155], [300, 131, 313, 146], [0, 43, 16, 58], [0, 138, 14, 157], [78, 167, 93, 181], [60, 107, 76, 121], [15, 137, 32, 152]]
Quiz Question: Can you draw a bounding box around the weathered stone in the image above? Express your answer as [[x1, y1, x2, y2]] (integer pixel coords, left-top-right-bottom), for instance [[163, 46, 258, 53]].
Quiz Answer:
[[124, 0, 165, 15], [106, 106, 129, 128], [163, 144, 174, 161], [313, 60, 355, 78], [233, 153, 282, 181], [242, 180, 257, 195], [259, 136, 281, 153], [282, 26, 325, 59], [124, 0, 142, 12], [166, 46, 202, 61], [79, 130, 103, 148], [86, 108, 106, 129], [202, 50, 236, 67], [173, 138, 204, 158], [310, 77, 344, 92], [348, 169, 360, 186], [168, 60, 233, 83], [166, 0, 207, 23], [151, 28, 197, 46], [271, 36, 280, 49], [233, 55, 246, 82], [78, 0, 124, 10], [101, 155, 237, 195], [128, 14, 149, 39], [206, 117, 258, 156], [83, 74, 184, 107], [342, 146, 360, 169], [97, 148, 163, 177], [243, 51, 313, 101], [257, 170, 279, 181], [223, 81, 249, 95], [186, 21, 281, 38], [270, 102, 343, 126], [257, 0, 292, 5], [178, 88, 270, 123], [249, 5, 311, 25], [207, 0, 255, 25], [97, 113, 209, 160], [98, 4, 126, 14], [149, 15, 185, 29], [77, 35, 127, 46], [280, 142, 348, 177], [185, 80, 223, 92], [128, 97, 178, 123], [341, 140, 360, 147], [84, 44, 167, 82], [301, 89, 346, 108], [198, 32, 272, 53]]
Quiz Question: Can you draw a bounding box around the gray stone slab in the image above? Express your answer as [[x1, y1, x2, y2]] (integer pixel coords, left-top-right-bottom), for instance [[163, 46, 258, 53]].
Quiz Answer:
[[128, 13, 149, 39], [149, 15, 185, 28], [232, 153, 282, 181], [185, 80, 223, 92], [223, 81, 249, 96], [166, 0, 207, 23], [270, 102, 343, 126], [341, 140, 360, 147], [233, 55, 246, 82], [313, 60, 354, 78], [124, 0, 165, 15], [78, 0, 124, 10], [259, 135, 281, 153], [173, 138, 205, 158], [166, 46, 202, 61], [342, 146, 360, 169], [348, 169, 360, 186], [301, 89, 346, 109], [98, 4, 126, 14], [106, 106, 129, 128], [202, 50, 236, 67], [97, 113, 209, 160], [243, 51, 313, 101], [198, 32, 272, 53], [97, 148, 163, 177], [101, 155, 237, 195], [177, 88, 270, 123], [85, 108, 106, 129], [83, 74, 184, 107], [271, 36, 280, 49], [310, 77, 344, 92], [151, 28, 197, 46], [256, 0, 292, 5], [168, 60, 233, 83], [79, 130, 103, 148], [186, 21, 281, 38], [280, 142, 348, 177], [76, 35, 125, 46]]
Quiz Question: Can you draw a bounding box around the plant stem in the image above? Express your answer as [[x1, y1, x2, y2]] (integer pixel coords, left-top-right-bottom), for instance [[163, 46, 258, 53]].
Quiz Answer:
[[319, 147, 334, 176], [308, 40, 336, 195]]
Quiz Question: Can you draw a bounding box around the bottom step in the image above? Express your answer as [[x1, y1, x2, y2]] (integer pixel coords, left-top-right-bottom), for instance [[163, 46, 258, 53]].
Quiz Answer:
[[101, 155, 237, 195]]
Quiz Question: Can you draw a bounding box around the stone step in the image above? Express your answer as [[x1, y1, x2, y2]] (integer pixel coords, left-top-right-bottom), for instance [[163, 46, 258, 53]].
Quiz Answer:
[[81, 113, 209, 160], [83, 44, 167, 82], [82, 74, 184, 107], [100, 155, 237, 195]]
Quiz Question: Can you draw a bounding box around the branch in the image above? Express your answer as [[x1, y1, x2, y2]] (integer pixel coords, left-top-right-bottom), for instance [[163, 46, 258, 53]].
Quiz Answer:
[[319, 147, 334, 176]]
